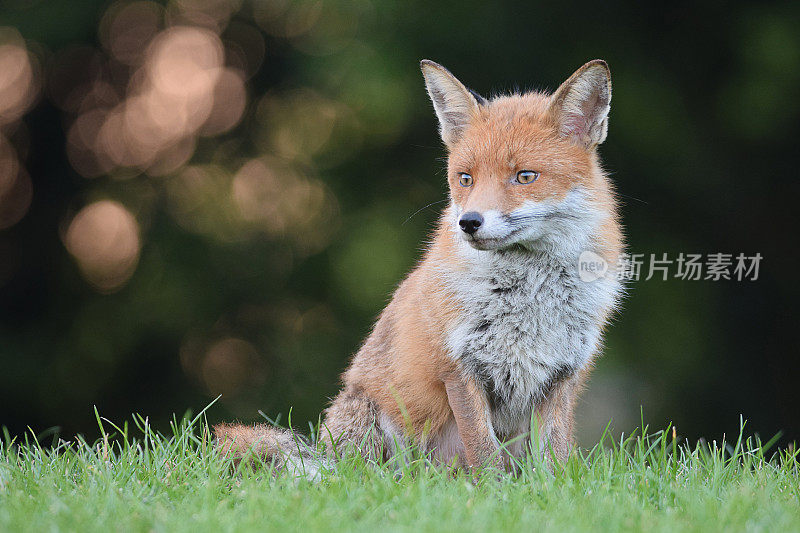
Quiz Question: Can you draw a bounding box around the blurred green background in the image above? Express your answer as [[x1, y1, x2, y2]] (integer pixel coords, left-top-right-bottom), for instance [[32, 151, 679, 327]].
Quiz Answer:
[[0, 0, 798, 447]]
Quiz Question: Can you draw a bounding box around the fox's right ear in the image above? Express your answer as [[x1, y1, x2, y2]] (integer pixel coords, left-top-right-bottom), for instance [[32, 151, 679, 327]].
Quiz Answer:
[[549, 59, 612, 149], [420, 60, 483, 147]]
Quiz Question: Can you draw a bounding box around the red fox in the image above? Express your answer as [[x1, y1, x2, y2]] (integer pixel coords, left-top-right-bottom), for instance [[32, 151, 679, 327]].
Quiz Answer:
[[215, 59, 623, 475]]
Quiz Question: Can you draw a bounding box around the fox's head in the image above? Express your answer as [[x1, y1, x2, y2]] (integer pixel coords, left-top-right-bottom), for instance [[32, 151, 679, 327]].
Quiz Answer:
[[421, 59, 617, 254]]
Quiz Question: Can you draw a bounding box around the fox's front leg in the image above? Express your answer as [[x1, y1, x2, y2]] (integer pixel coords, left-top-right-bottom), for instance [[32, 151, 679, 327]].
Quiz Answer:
[[533, 370, 585, 465], [442, 370, 506, 471]]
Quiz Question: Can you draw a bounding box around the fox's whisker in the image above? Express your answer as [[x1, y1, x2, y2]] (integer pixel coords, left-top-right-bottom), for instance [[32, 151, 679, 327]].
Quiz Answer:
[[402, 199, 449, 225], [506, 213, 578, 223]]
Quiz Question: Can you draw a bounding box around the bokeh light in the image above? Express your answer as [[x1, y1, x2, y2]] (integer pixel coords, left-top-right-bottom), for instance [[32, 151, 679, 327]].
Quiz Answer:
[[99, 1, 164, 66], [200, 337, 265, 398], [0, 31, 39, 126], [61, 7, 252, 181], [0, 162, 32, 230], [64, 200, 141, 292], [167, 0, 242, 33], [231, 157, 339, 253], [0, 27, 39, 229]]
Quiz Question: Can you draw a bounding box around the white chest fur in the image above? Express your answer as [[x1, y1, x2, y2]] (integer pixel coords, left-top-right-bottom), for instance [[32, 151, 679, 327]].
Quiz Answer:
[[441, 239, 620, 439]]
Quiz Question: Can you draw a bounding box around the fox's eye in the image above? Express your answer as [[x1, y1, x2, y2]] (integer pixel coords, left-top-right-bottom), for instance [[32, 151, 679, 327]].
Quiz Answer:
[[458, 173, 473, 187], [516, 170, 539, 184]]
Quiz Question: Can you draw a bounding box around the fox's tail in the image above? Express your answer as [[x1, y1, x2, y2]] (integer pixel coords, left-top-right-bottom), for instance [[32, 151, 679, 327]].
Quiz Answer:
[[214, 423, 327, 479]]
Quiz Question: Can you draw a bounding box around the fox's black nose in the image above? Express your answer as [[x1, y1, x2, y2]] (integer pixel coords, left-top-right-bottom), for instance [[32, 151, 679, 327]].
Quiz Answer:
[[459, 212, 483, 235]]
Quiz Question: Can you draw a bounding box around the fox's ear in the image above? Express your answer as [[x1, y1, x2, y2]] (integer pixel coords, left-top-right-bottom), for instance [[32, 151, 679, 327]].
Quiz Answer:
[[549, 60, 612, 148], [420, 60, 483, 146]]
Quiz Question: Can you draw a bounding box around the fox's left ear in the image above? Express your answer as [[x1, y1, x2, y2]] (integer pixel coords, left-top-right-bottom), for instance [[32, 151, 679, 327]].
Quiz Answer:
[[549, 60, 612, 148], [420, 60, 484, 147]]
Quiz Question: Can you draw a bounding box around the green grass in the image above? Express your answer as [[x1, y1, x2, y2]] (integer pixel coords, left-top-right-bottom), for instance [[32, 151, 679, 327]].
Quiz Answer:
[[0, 407, 798, 532]]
